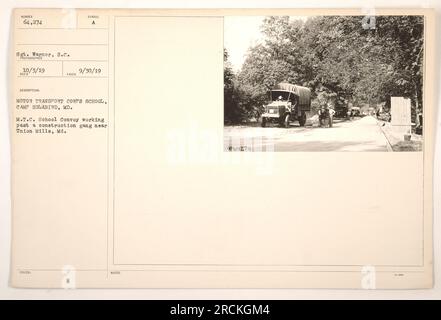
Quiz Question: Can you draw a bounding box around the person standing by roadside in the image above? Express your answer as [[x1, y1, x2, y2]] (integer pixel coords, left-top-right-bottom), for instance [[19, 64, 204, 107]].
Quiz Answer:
[[317, 91, 331, 127], [328, 106, 335, 127], [318, 105, 327, 127]]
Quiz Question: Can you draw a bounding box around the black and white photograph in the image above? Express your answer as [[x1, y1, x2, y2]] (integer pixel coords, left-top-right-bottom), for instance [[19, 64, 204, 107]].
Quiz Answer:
[[224, 15, 425, 151]]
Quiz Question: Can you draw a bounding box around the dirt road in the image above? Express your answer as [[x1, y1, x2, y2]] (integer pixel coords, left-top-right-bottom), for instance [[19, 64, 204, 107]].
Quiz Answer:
[[224, 116, 391, 152]]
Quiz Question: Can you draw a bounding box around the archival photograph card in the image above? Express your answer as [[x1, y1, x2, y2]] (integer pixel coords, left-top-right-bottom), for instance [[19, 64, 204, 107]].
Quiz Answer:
[[9, 8, 435, 288]]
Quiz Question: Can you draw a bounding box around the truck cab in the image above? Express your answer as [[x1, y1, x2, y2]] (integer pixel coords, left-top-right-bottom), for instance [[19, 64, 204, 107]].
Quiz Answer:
[[261, 83, 311, 128]]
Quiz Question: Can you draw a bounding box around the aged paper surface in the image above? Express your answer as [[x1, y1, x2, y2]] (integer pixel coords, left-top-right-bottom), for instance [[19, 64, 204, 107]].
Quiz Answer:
[[10, 8, 434, 288]]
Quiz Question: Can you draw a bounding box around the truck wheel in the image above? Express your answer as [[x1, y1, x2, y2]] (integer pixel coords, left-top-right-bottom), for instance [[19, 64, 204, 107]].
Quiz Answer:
[[299, 112, 307, 127], [261, 117, 267, 128], [283, 114, 290, 128]]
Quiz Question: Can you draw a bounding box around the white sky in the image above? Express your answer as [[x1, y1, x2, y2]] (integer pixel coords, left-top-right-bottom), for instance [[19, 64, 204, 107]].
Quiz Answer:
[[224, 16, 265, 72], [224, 16, 308, 72]]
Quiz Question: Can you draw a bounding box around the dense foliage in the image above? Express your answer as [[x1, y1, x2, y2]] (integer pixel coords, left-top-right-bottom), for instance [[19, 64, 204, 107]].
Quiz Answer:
[[224, 15, 424, 124]]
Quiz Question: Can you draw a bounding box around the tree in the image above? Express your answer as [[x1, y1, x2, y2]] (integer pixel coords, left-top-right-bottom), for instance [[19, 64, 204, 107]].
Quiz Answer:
[[225, 15, 424, 123], [223, 49, 239, 123]]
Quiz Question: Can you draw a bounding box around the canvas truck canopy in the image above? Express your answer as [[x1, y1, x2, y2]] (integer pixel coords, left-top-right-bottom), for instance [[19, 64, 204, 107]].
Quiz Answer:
[[272, 82, 311, 111]]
